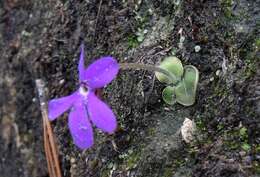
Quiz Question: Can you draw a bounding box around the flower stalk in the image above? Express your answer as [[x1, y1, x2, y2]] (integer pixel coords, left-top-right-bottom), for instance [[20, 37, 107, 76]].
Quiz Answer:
[[119, 63, 179, 84]]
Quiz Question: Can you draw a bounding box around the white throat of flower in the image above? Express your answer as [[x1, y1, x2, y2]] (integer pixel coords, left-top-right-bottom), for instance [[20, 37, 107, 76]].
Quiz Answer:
[[79, 86, 88, 97]]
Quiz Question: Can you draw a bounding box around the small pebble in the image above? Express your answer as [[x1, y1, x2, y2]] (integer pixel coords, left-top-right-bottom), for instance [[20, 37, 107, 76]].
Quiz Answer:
[[59, 79, 65, 85], [70, 158, 76, 164], [216, 70, 221, 76], [239, 151, 246, 157], [181, 118, 196, 143], [194, 45, 201, 52]]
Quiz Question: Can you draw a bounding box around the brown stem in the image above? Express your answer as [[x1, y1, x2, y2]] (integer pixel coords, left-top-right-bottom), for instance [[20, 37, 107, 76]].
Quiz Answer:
[[119, 63, 179, 83]]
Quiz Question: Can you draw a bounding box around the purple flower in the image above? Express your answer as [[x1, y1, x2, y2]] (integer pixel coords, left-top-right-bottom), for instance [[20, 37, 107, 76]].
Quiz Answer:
[[48, 44, 119, 149]]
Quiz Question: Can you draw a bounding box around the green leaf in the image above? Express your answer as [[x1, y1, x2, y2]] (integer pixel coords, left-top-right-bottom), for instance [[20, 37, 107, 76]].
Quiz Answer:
[[155, 56, 183, 84], [239, 127, 247, 137], [241, 143, 251, 151], [162, 86, 176, 105], [175, 65, 199, 106]]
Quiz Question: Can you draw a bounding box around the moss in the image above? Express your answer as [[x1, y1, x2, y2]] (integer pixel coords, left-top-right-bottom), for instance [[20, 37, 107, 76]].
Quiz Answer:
[[221, 0, 234, 19], [148, 127, 156, 136], [251, 142, 260, 173], [127, 5, 152, 48], [173, 158, 186, 168], [127, 34, 139, 48], [217, 123, 224, 131], [195, 117, 207, 132], [197, 78, 254, 152], [241, 143, 251, 151], [100, 168, 110, 177], [244, 56, 257, 79], [125, 150, 141, 169], [161, 155, 188, 177], [239, 37, 259, 79], [117, 148, 143, 171], [255, 145, 260, 153], [214, 84, 229, 98], [255, 38, 260, 48], [100, 162, 115, 177], [162, 167, 173, 177], [253, 161, 260, 174], [223, 126, 251, 152], [89, 159, 99, 169]]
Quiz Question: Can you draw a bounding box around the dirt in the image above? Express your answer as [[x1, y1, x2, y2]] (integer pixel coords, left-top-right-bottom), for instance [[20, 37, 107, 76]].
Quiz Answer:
[[0, 0, 259, 177]]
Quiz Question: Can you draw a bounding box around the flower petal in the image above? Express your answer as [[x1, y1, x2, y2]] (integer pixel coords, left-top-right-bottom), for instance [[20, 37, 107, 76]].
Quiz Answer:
[[68, 101, 94, 149], [48, 93, 78, 121], [87, 92, 117, 133], [84, 57, 119, 88], [78, 43, 86, 82]]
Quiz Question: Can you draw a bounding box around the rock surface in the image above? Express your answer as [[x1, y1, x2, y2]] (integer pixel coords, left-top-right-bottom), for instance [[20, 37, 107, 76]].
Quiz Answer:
[[0, 0, 259, 177]]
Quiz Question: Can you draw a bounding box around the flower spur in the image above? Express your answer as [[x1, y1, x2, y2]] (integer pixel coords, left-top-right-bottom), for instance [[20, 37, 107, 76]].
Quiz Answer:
[[48, 45, 119, 149]]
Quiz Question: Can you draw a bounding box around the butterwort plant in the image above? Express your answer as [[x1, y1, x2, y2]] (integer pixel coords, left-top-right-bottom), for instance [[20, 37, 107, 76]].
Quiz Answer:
[[48, 44, 119, 149], [120, 56, 199, 106], [48, 44, 199, 150], [155, 56, 199, 106]]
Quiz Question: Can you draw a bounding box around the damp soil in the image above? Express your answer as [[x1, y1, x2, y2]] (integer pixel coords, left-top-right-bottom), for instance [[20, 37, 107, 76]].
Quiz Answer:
[[0, 0, 259, 177]]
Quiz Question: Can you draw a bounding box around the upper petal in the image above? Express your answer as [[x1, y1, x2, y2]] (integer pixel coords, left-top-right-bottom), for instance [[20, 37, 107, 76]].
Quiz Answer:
[[68, 101, 94, 149], [78, 43, 86, 82], [87, 92, 117, 133], [83, 57, 119, 88], [48, 92, 78, 121]]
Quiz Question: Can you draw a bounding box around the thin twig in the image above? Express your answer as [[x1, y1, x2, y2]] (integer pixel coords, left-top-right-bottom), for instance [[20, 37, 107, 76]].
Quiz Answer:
[[36, 79, 62, 177], [93, 0, 103, 40]]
